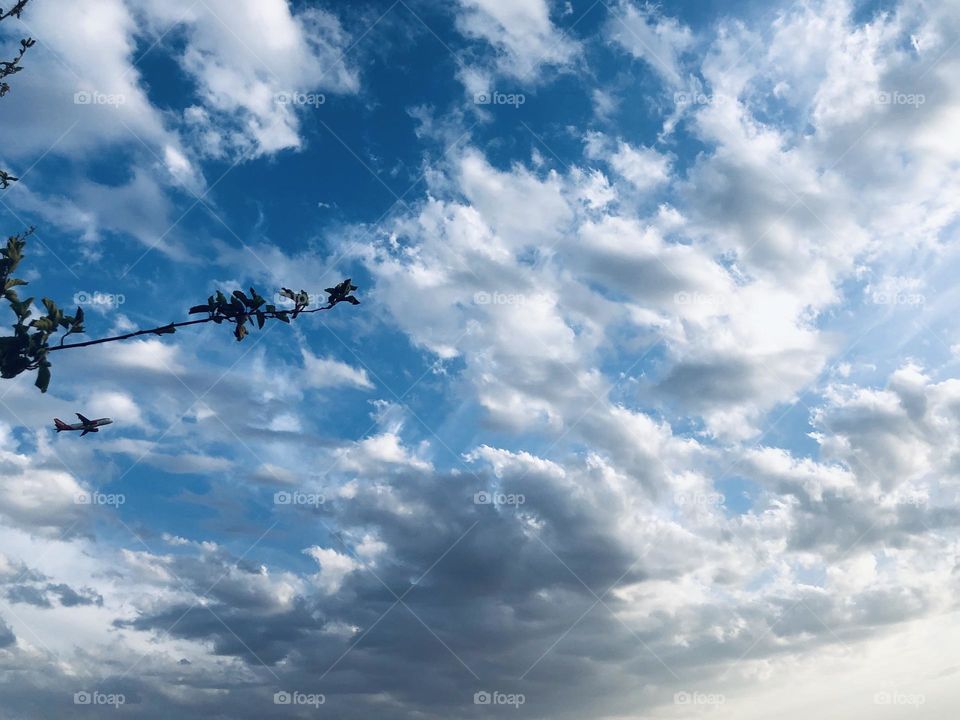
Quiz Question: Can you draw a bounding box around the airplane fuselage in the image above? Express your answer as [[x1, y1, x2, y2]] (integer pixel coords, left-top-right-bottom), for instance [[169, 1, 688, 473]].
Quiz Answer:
[[54, 416, 113, 435]]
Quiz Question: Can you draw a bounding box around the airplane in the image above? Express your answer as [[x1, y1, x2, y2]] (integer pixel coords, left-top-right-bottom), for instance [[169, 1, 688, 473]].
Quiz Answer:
[[54, 413, 113, 437]]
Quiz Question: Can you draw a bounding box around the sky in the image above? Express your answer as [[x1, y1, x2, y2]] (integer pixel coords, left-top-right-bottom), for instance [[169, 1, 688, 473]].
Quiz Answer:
[[0, 0, 959, 717]]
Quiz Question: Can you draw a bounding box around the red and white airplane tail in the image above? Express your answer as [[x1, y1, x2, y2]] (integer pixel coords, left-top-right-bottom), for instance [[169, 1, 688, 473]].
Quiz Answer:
[[54, 418, 70, 432]]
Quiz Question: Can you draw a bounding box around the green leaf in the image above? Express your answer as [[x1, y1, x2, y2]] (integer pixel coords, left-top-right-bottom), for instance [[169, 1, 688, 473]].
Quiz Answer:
[[35, 364, 50, 393], [256, 311, 265, 329], [17, 297, 33, 319], [0, 356, 29, 379], [0, 336, 22, 350]]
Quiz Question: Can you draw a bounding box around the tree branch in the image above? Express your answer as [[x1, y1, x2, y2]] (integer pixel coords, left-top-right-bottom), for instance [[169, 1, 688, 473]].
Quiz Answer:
[[0, 1, 30, 22], [46, 304, 341, 352]]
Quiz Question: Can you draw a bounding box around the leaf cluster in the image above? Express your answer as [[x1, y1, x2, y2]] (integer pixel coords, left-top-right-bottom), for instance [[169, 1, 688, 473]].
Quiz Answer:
[[0, 2, 30, 22], [0, 36, 33, 97], [0, 230, 85, 391], [190, 287, 284, 342]]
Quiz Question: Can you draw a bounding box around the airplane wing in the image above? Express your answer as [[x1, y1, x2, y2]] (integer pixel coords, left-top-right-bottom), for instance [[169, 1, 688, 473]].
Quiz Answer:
[[76, 413, 92, 425], [80, 428, 99, 437]]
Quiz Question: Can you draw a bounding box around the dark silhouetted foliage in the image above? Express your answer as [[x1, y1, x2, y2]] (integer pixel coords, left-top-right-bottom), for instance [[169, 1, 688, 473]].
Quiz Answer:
[[0, 232, 360, 392]]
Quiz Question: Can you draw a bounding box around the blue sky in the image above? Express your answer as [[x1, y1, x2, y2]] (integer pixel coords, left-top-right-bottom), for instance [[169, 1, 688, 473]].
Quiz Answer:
[[1, 0, 960, 718]]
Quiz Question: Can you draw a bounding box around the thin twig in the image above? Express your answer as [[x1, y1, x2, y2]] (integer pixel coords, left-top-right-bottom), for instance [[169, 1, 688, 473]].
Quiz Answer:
[[46, 304, 338, 352]]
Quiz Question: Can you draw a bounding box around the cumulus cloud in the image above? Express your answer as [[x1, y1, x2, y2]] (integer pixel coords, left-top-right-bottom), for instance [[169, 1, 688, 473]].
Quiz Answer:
[[301, 350, 374, 390], [607, 1, 693, 85], [0, 0, 363, 258], [455, 0, 580, 82], [2, 1, 960, 718]]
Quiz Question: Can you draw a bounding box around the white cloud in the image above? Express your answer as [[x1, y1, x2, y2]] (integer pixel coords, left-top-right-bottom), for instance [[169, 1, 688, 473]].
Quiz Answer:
[[304, 546, 360, 594], [455, 0, 579, 82], [3, 1, 960, 718], [107, 339, 182, 374], [607, 1, 693, 86], [301, 350, 374, 390]]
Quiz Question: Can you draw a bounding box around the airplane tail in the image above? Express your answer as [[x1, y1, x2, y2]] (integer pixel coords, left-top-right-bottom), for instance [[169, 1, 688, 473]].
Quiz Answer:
[[54, 418, 70, 432]]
